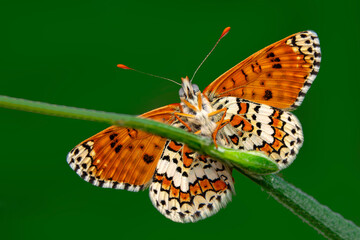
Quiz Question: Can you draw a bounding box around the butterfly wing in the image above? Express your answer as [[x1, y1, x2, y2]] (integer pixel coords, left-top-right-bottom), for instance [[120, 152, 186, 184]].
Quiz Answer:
[[67, 104, 181, 191], [204, 31, 321, 110], [213, 97, 303, 170], [149, 138, 234, 223]]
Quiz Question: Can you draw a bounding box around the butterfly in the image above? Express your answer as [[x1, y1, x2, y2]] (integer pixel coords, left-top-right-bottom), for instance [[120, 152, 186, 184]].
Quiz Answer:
[[67, 28, 321, 223]]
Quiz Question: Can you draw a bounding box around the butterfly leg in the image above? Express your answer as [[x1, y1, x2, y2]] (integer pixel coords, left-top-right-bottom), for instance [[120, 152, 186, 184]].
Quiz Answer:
[[197, 92, 202, 110], [213, 119, 230, 147], [174, 112, 194, 132], [208, 108, 230, 147], [194, 130, 201, 135], [181, 99, 198, 112]]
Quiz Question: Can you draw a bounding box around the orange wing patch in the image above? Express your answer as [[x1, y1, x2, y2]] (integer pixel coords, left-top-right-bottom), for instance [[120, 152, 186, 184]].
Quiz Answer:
[[182, 145, 194, 168], [204, 31, 321, 110], [67, 104, 181, 192]]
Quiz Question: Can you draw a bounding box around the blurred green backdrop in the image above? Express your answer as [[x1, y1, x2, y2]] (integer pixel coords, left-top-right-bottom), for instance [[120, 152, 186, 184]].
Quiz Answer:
[[1, 0, 359, 239]]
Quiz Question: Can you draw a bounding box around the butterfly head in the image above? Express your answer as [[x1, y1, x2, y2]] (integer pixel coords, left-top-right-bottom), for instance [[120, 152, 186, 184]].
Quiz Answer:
[[179, 76, 200, 101], [179, 76, 213, 116]]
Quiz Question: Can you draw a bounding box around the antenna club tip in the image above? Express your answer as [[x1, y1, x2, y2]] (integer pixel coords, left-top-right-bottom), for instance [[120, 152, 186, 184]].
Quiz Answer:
[[220, 27, 231, 39], [117, 64, 132, 70]]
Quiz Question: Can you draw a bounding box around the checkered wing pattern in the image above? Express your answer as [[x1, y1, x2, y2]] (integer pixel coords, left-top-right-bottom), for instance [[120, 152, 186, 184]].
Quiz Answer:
[[149, 137, 234, 222]]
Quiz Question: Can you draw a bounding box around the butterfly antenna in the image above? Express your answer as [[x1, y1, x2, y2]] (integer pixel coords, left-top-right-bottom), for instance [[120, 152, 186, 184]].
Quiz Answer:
[[117, 64, 182, 86], [190, 27, 231, 83]]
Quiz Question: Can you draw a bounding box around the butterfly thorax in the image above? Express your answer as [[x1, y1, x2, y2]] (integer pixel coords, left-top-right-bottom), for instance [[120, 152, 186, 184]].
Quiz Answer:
[[178, 77, 218, 137]]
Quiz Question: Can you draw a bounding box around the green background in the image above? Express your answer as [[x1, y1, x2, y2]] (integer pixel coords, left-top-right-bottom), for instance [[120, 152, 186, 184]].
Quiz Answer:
[[1, 0, 359, 239]]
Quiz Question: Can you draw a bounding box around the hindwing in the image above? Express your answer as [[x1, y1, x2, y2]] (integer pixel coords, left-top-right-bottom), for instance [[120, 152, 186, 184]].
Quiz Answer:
[[212, 97, 303, 169], [149, 138, 234, 223]]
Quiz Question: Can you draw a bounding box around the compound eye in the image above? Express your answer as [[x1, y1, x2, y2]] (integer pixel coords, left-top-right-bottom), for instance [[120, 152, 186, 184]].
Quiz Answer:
[[179, 88, 185, 97], [192, 84, 200, 93]]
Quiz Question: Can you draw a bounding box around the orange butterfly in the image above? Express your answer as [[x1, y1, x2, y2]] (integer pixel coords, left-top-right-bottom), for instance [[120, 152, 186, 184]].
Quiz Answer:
[[67, 28, 321, 223]]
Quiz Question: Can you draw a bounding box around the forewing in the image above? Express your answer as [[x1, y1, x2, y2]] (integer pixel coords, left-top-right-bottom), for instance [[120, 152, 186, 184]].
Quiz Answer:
[[204, 31, 321, 110], [67, 104, 181, 191], [149, 138, 234, 223], [212, 97, 303, 169]]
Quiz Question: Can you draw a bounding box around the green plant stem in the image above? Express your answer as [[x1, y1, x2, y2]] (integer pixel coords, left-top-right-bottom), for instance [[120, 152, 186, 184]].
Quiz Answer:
[[249, 174, 360, 239], [1, 95, 359, 239], [0, 95, 277, 174]]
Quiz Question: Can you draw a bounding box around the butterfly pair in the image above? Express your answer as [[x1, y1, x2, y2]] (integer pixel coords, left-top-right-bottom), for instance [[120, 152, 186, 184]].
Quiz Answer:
[[67, 29, 321, 223]]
